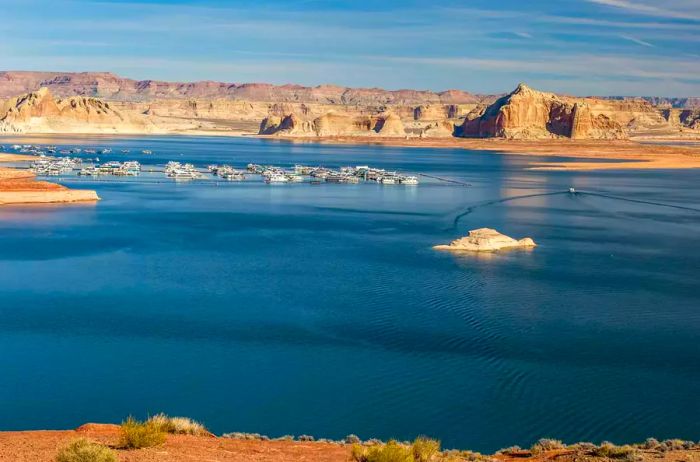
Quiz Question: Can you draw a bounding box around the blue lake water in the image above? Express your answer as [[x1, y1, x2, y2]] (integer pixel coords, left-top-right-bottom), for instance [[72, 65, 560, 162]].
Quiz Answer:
[[0, 135, 699, 451]]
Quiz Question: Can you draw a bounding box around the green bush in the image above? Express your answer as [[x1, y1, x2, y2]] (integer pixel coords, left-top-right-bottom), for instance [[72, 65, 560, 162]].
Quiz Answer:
[[55, 438, 117, 462], [119, 416, 167, 449], [147, 413, 208, 435], [412, 437, 440, 462]]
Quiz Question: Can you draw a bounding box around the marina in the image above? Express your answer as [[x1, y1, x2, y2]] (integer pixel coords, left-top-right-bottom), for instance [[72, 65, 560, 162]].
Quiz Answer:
[[8, 144, 422, 186]]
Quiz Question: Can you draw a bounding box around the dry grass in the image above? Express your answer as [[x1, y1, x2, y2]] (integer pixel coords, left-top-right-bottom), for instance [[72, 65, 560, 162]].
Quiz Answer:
[[530, 438, 566, 454], [55, 438, 116, 462], [413, 437, 441, 462], [147, 413, 209, 436], [592, 443, 638, 460], [118, 416, 166, 449], [352, 438, 443, 462]]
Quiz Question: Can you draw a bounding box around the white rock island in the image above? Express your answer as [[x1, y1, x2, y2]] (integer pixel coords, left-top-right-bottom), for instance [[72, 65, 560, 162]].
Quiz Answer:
[[434, 228, 536, 252]]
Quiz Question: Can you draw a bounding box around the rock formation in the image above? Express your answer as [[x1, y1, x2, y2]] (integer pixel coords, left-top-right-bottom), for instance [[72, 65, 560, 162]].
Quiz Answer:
[[433, 228, 536, 252], [420, 120, 455, 138], [259, 111, 406, 137], [0, 87, 153, 134], [0, 72, 696, 138], [371, 112, 406, 136], [258, 113, 314, 135], [663, 109, 700, 130], [0, 71, 489, 105], [460, 84, 627, 140]]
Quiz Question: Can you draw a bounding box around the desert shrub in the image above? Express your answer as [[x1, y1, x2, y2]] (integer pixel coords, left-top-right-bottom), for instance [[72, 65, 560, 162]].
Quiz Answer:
[[222, 432, 269, 440], [55, 438, 117, 462], [412, 437, 440, 462], [530, 438, 566, 454], [345, 434, 362, 444], [298, 434, 315, 441], [568, 442, 597, 452], [119, 416, 166, 449], [353, 441, 414, 462], [367, 441, 414, 462], [147, 413, 208, 436], [352, 443, 370, 462], [455, 450, 493, 462], [659, 439, 689, 451], [495, 445, 521, 455], [639, 438, 660, 450], [592, 443, 637, 459]]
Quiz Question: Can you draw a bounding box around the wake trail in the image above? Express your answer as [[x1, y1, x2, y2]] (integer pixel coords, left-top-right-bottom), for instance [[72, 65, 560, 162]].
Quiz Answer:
[[578, 192, 700, 213], [449, 189, 700, 230], [449, 191, 567, 230], [418, 173, 472, 187]]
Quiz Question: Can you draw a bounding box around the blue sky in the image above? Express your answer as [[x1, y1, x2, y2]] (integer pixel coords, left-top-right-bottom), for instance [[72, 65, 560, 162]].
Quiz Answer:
[[1, 0, 699, 96]]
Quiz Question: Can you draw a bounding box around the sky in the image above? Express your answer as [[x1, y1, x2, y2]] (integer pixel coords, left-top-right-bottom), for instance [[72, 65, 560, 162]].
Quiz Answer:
[[1, 0, 699, 96]]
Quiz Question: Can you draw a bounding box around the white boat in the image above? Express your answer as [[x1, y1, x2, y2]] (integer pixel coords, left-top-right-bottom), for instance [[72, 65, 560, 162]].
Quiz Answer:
[[266, 173, 289, 183]]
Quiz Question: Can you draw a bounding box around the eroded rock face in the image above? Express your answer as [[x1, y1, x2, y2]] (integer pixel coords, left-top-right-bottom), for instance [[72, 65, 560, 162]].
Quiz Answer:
[[0, 71, 487, 105], [372, 113, 406, 136], [0, 87, 152, 133], [659, 108, 700, 130], [259, 111, 406, 137], [421, 120, 455, 138], [460, 84, 627, 140], [0, 74, 693, 137], [433, 228, 536, 252], [313, 111, 370, 136]]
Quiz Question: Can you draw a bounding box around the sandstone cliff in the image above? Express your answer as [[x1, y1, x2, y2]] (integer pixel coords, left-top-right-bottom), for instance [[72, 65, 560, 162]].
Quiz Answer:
[[0, 87, 153, 134], [259, 111, 407, 137], [0, 72, 697, 139], [0, 71, 489, 105], [460, 84, 627, 140], [420, 120, 455, 138]]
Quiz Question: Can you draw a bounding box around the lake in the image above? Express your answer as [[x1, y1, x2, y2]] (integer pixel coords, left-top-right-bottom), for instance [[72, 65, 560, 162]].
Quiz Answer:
[[0, 135, 698, 452]]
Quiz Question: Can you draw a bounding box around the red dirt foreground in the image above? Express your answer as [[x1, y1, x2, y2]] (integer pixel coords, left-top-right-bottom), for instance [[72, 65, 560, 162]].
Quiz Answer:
[[0, 424, 348, 462], [2, 424, 700, 462]]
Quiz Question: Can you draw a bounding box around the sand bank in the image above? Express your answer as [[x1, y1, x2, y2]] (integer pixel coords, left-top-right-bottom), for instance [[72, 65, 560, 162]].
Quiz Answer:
[[256, 136, 700, 171], [0, 156, 99, 205]]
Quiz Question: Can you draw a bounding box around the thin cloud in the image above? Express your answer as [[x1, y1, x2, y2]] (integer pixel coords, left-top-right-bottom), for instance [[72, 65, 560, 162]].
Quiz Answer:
[[586, 0, 700, 20], [619, 34, 655, 47]]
